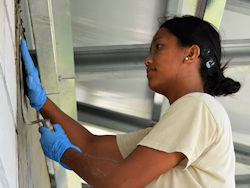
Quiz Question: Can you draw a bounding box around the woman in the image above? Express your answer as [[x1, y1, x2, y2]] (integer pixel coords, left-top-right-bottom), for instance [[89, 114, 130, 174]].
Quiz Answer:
[[21, 16, 240, 187]]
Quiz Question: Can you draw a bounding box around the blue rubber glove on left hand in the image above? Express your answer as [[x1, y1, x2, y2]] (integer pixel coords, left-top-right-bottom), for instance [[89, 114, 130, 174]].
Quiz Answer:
[[21, 40, 47, 111], [39, 123, 82, 170]]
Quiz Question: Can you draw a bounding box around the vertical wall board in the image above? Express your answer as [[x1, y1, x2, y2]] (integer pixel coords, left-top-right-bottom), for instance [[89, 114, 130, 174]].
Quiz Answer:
[[58, 79, 77, 120], [16, 86, 51, 188], [16, 111, 51, 188], [0, 0, 18, 187], [0, 0, 51, 187], [50, 0, 75, 77], [0, 0, 5, 71], [4, 18, 17, 121], [0, 78, 17, 188], [28, 0, 81, 186], [15, 0, 52, 186], [28, 0, 59, 95], [3, 0, 15, 49], [0, 3, 5, 71], [20, 0, 35, 49]]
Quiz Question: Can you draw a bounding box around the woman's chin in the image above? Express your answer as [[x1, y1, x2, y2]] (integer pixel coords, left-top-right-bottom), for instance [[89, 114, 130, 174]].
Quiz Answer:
[[148, 82, 167, 96], [148, 81, 158, 92]]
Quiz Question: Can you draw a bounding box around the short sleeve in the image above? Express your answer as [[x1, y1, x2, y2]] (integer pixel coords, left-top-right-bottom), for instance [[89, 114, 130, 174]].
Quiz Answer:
[[138, 95, 217, 169], [116, 127, 152, 159]]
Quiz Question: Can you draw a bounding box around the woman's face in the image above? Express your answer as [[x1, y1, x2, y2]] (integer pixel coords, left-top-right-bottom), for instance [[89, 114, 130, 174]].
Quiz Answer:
[[145, 28, 187, 95]]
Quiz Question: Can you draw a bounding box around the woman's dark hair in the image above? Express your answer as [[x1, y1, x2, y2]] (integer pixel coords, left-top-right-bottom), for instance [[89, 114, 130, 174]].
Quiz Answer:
[[160, 15, 240, 96]]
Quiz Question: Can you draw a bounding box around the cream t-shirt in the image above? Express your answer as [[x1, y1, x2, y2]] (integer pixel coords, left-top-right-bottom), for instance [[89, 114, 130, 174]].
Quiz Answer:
[[116, 92, 235, 188]]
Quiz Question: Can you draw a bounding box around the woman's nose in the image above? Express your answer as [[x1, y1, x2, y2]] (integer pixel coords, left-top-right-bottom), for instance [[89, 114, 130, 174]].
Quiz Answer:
[[144, 56, 152, 66]]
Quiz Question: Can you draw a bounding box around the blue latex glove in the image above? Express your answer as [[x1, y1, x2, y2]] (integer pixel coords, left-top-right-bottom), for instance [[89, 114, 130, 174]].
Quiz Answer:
[[21, 39, 47, 111], [39, 123, 82, 170]]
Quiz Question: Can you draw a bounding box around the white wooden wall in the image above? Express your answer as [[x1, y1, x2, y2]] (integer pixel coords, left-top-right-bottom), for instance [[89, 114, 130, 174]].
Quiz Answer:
[[0, 0, 18, 187]]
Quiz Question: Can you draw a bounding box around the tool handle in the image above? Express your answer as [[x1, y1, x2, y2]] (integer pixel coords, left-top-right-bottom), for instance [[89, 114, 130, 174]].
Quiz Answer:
[[42, 120, 54, 131]]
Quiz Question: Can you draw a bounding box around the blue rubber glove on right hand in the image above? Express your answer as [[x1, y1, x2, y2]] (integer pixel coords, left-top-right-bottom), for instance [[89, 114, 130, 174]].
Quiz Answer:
[[39, 123, 82, 170], [21, 40, 47, 111]]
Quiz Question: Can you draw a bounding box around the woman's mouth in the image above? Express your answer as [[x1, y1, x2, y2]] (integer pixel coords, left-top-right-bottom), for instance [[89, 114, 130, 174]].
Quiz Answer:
[[147, 67, 157, 73]]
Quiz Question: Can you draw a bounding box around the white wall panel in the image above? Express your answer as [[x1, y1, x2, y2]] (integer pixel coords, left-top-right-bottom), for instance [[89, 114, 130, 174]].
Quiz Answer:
[[0, 0, 18, 187], [0, 74, 18, 188]]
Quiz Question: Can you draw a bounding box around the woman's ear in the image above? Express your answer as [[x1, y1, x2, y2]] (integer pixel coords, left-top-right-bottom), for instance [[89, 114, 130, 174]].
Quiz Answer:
[[184, 45, 200, 63]]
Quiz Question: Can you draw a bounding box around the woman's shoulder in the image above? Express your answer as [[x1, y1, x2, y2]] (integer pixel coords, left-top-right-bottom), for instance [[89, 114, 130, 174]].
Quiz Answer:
[[167, 92, 229, 123], [173, 92, 224, 110], [183, 92, 227, 113], [169, 92, 217, 109], [176, 92, 230, 128]]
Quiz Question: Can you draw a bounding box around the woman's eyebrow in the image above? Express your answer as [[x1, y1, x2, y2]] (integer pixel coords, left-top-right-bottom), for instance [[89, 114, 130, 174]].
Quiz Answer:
[[150, 37, 164, 51], [152, 37, 160, 44]]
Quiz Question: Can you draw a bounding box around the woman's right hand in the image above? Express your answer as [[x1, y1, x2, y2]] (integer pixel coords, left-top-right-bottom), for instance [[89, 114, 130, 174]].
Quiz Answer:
[[39, 123, 82, 170], [21, 40, 47, 111]]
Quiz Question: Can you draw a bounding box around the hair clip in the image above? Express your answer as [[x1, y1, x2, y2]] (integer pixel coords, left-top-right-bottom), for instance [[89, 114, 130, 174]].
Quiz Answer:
[[201, 48, 210, 54], [206, 60, 215, 69]]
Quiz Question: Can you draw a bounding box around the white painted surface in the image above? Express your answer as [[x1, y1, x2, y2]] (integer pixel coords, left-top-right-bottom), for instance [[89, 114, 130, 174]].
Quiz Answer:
[[71, 0, 166, 47], [0, 0, 18, 187], [220, 9, 250, 40], [217, 66, 250, 135]]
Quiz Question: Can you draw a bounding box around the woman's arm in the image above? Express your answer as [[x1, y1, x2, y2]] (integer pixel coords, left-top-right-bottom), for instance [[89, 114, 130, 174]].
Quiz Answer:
[[39, 98, 123, 161], [39, 99, 185, 187], [39, 98, 93, 149], [61, 145, 185, 188]]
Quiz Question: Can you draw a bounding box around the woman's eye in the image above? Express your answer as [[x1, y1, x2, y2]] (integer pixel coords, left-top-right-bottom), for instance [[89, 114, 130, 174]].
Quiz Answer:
[[155, 44, 163, 49]]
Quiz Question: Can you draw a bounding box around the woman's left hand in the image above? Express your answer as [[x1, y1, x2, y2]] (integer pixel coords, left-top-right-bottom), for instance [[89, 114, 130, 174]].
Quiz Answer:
[[21, 39, 47, 111]]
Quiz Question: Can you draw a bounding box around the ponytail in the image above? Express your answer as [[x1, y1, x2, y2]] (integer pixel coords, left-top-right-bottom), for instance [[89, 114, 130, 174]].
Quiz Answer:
[[200, 60, 241, 96], [215, 77, 241, 96]]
